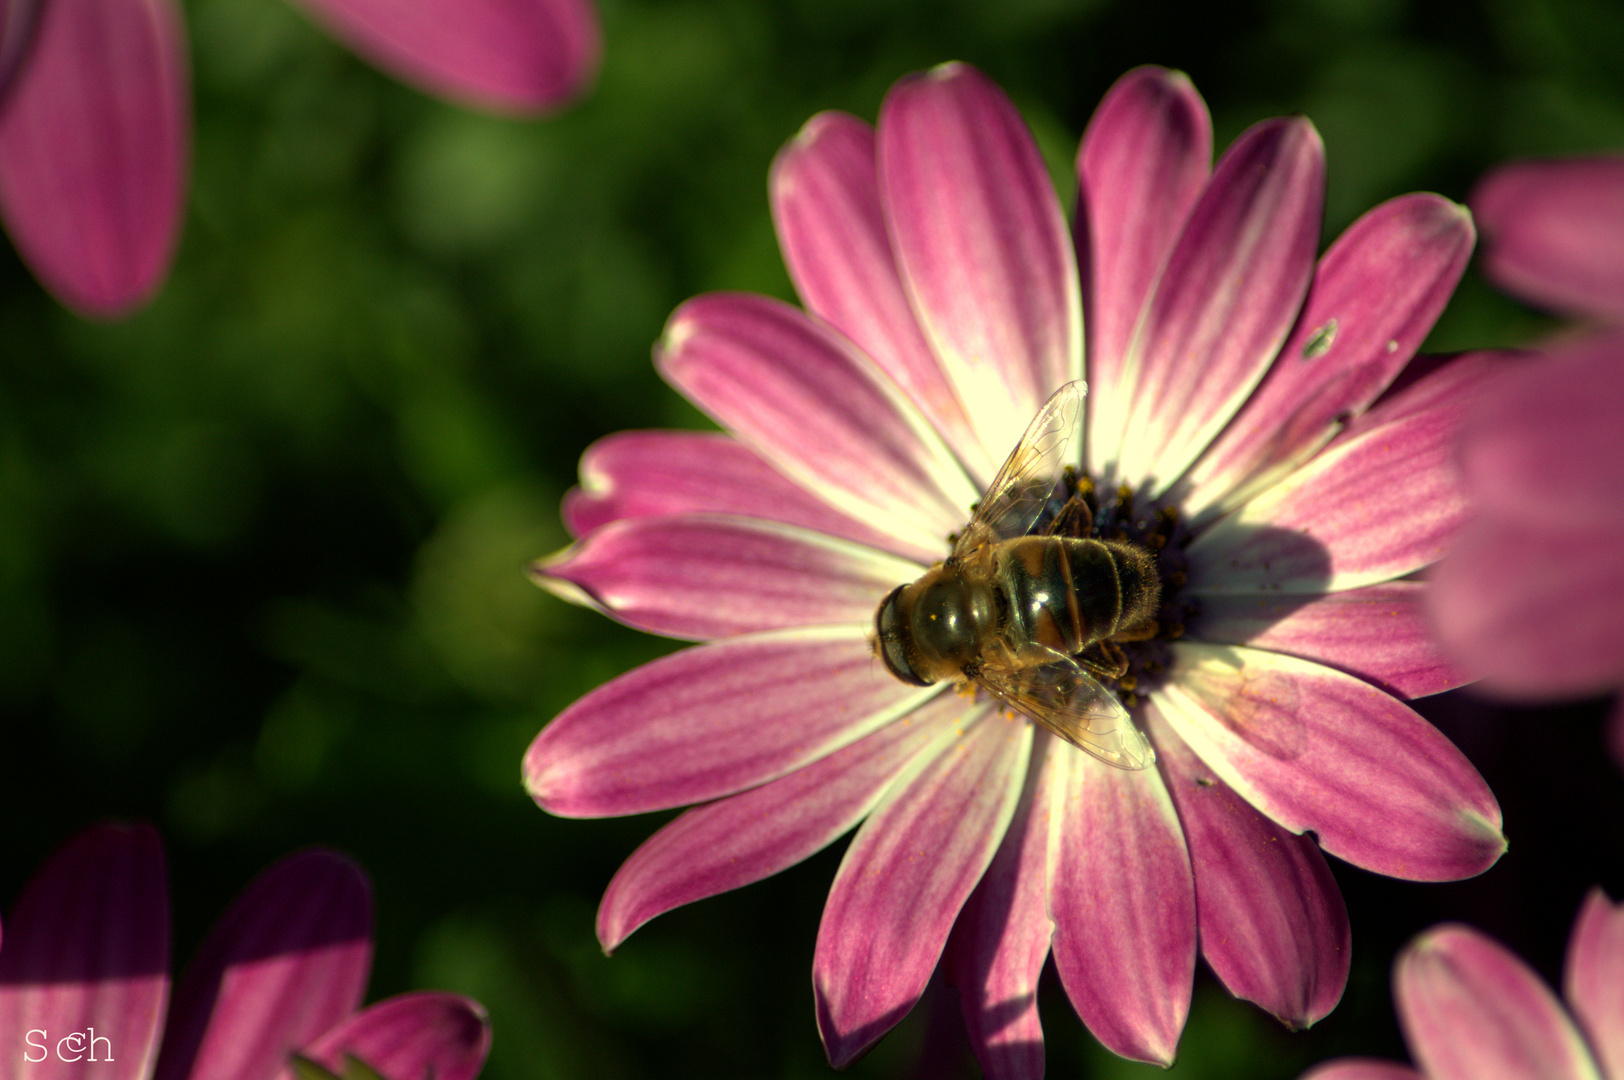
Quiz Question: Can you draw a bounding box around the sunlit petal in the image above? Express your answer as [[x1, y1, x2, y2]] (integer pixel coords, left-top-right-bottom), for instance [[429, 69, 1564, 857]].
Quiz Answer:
[[562, 429, 904, 555], [879, 61, 1081, 460], [1191, 583, 1466, 700], [1178, 193, 1474, 520], [596, 693, 965, 951], [1147, 704, 1348, 1029], [1077, 64, 1211, 472], [814, 711, 1029, 1068], [1187, 351, 1508, 595], [525, 627, 940, 818], [1153, 643, 1504, 881], [948, 732, 1066, 1080], [1049, 742, 1195, 1066], [534, 515, 919, 641], [657, 292, 975, 560], [1106, 117, 1324, 494], [772, 110, 991, 483]]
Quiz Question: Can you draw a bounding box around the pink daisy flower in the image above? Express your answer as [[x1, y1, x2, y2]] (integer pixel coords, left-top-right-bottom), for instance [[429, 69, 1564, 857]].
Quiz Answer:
[[526, 63, 1508, 1074], [0, 0, 189, 317], [1301, 888, 1624, 1080], [1427, 157, 1624, 767], [0, 823, 490, 1080]]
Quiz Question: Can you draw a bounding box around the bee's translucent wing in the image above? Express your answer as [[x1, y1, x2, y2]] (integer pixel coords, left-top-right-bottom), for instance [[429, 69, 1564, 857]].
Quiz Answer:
[[974, 654, 1154, 770], [953, 381, 1086, 559]]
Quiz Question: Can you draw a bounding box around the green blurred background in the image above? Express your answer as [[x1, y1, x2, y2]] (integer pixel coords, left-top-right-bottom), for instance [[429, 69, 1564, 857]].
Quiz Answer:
[[3, 0, 1624, 1076]]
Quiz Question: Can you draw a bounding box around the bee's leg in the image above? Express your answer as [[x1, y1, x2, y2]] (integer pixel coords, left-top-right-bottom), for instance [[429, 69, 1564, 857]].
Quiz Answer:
[[1077, 642, 1129, 680], [1044, 494, 1094, 538]]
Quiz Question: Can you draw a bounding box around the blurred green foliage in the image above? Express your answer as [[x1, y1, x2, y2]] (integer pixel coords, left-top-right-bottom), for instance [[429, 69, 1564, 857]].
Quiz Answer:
[[3, 0, 1623, 1076]]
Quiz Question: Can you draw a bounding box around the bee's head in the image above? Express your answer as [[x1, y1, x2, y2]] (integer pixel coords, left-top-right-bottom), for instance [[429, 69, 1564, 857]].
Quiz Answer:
[[874, 584, 930, 686]]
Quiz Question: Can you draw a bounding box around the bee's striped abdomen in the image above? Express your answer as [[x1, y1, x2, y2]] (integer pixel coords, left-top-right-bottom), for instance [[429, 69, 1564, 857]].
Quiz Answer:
[[999, 537, 1122, 661]]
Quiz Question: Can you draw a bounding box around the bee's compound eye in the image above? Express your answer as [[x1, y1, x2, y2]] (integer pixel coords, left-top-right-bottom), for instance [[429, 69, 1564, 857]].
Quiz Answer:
[[876, 585, 930, 686]]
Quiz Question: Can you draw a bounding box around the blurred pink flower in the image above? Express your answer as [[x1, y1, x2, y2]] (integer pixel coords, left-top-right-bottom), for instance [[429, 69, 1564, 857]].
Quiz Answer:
[[286, 0, 600, 115], [0, 823, 490, 1080], [0, 0, 189, 317], [1301, 889, 1624, 1080], [1427, 157, 1624, 768], [526, 63, 1507, 1074], [1471, 157, 1624, 323]]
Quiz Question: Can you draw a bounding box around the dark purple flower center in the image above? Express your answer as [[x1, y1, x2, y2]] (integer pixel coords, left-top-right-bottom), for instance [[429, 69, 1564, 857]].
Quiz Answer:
[[1067, 475, 1197, 708]]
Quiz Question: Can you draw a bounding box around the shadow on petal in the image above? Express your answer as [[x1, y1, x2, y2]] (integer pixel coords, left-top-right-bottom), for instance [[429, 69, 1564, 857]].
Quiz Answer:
[[154, 851, 373, 1080], [1184, 514, 1334, 603], [0, 822, 169, 983], [1180, 519, 1332, 661]]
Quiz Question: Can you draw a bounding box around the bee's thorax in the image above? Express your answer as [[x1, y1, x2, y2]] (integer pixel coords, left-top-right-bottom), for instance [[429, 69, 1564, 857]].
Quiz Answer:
[[906, 569, 997, 679]]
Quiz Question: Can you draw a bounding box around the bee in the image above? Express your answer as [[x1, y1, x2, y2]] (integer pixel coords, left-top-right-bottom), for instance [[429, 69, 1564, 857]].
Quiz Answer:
[[873, 381, 1159, 769]]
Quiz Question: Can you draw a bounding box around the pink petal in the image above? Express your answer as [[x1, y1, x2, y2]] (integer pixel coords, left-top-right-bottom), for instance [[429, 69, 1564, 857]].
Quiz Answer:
[[286, 0, 598, 114], [0, 0, 188, 317], [1190, 582, 1467, 700], [596, 692, 966, 951], [1346, 347, 1514, 432], [1564, 888, 1624, 1080], [1459, 331, 1624, 529], [1471, 156, 1624, 321], [1104, 117, 1324, 494], [1146, 703, 1349, 1030], [0, 0, 43, 98], [286, 993, 489, 1080], [878, 61, 1081, 460], [1048, 741, 1196, 1066], [771, 110, 993, 483], [1179, 193, 1475, 520], [154, 851, 372, 1080], [656, 293, 975, 562], [0, 823, 169, 1080], [1298, 1063, 1423, 1080], [947, 732, 1067, 1080], [525, 627, 939, 818], [561, 430, 901, 554], [533, 515, 919, 641], [1153, 643, 1505, 881], [1397, 925, 1603, 1080], [814, 711, 1031, 1068], [1427, 517, 1624, 699], [1187, 352, 1506, 595], [1076, 65, 1211, 466]]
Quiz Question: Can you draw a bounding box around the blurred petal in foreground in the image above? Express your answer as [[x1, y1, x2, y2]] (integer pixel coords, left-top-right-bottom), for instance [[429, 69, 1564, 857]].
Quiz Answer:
[[287, 0, 600, 114], [0, 0, 188, 317], [1301, 890, 1623, 1080]]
